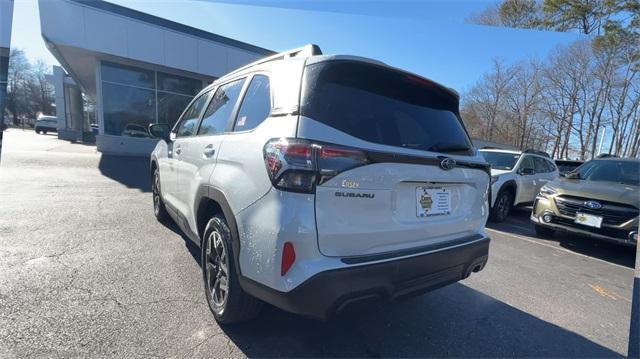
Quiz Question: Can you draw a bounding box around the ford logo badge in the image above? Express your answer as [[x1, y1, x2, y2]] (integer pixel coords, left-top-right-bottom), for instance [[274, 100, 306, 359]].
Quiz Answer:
[[440, 157, 456, 171], [584, 200, 602, 210]]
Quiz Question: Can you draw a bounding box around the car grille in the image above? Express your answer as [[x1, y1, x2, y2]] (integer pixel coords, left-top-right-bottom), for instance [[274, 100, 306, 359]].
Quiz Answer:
[[554, 195, 639, 226]]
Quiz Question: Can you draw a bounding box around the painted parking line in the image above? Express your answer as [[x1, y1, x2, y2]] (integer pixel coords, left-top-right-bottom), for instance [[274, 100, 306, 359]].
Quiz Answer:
[[588, 283, 632, 303], [486, 227, 634, 272]]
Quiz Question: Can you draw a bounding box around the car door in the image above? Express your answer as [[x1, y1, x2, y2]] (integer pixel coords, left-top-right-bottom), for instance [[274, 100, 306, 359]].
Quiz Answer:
[[533, 156, 555, 193], [169, 92, 212, 215], [159, 95, 207, 209], [177, 78, 247, 232], [515, 155, 536, 204], [540, 157, 559, 184]]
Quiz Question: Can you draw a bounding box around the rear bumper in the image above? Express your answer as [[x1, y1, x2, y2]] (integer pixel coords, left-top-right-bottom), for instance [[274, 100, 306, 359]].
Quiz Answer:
[[239, 236, 490, 320], [35, 127, 57, 132]]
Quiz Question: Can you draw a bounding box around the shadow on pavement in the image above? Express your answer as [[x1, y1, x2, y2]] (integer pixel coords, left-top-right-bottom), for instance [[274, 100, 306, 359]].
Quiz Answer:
[[487, 207, 636, 268], [163, 206, 622, 357], [98, 155, 151, 192], [553, 234, 636, 268], [219, 283, 621, 357], [161, 219, 201, 263]]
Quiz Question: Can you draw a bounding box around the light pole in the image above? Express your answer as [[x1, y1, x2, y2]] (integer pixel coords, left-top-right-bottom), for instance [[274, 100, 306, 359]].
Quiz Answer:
[[597, 125, 606, 156]]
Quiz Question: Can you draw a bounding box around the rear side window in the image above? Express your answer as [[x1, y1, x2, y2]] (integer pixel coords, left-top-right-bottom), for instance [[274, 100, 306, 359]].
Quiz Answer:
[[534, 157, 551, 173], [198, 79, 245, 136], [519, 156, 534, 171], [233, 75, 271, 132], [301, 61, 472, 155], [545, 159, 557, 172]]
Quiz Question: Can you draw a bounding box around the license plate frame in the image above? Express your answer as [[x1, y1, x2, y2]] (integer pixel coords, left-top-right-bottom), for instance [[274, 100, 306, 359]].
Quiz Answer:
[[574, 212, 603, 228], [416, 186, 451, 218]]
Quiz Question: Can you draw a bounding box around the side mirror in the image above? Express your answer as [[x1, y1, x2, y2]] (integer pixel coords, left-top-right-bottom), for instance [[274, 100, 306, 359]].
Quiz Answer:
[[519, 168, 535, 176], [565, 171, 580, 179], [149, 123, 170, 141]]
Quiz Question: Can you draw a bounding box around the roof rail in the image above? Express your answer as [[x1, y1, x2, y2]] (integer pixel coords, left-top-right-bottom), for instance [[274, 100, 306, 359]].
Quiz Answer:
[[224, 44, 322, 79], [523, 149, 550, 158]]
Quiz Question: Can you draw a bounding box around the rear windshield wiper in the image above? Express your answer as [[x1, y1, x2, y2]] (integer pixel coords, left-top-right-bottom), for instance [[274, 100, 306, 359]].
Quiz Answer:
[[425, 144, 472, 154]]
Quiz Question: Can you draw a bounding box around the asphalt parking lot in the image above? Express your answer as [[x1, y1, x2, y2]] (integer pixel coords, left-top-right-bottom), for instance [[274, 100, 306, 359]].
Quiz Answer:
[[0, 129, 635, 357]]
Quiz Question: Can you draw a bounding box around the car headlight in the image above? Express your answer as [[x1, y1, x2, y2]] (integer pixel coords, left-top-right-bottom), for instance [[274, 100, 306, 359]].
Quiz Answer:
[[539, 185, 556, 198], [491, 176, 499, 185]]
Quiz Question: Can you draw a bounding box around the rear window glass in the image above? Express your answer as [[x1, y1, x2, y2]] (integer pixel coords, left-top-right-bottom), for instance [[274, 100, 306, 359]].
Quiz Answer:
[[301, 61, 472, 155]]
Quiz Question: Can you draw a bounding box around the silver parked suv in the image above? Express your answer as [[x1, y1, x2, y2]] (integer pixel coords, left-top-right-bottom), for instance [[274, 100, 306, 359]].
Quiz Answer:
[[149, 45, 491, 323], [480, 149, 558, 222]]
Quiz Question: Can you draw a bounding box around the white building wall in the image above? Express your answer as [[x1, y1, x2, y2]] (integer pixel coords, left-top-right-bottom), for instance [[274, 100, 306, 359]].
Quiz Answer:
[[39, 0, 265, 79], [39, 0, 271, 156]]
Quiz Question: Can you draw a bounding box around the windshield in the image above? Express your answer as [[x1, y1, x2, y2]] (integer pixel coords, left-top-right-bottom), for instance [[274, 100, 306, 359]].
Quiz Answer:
[[480, 151, 520, 170], [573, 160, 640, 186], [301, 61, 472, 155]]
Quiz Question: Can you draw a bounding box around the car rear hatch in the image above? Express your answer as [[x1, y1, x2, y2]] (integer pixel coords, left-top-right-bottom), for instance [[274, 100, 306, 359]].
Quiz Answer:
[[298, 59, 490, 257]]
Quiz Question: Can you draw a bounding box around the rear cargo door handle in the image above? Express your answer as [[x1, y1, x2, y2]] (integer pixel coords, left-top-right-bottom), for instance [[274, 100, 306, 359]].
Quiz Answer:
[[174, 146, 182, 155], [203, 145, 215, 158]]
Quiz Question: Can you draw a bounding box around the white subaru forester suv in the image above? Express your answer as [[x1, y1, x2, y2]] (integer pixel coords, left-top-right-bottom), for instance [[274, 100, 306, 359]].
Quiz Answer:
[[149, 45, 491, 323]]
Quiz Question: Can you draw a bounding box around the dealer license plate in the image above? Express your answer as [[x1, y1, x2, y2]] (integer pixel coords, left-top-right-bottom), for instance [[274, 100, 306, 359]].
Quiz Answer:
[[575, 212, 603, 228], [416, 186, 451, 218]]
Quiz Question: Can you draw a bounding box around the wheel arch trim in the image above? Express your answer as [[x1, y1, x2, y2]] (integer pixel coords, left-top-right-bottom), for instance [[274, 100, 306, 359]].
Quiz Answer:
[[194, 185, 245, 279]]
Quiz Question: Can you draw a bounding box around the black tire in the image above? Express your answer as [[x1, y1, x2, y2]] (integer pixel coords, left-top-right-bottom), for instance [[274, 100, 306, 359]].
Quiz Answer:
[[490, 189, 513, 222], [35, 130, 41, 134], [43, 130, 47, 134], [201, 215, 262, 324], [152, 169, 170, 223], [534, 224, 555, 237]]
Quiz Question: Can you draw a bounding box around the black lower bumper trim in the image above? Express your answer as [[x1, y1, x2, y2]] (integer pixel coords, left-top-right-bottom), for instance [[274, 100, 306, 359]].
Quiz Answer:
[[239, 236, 490, 320]]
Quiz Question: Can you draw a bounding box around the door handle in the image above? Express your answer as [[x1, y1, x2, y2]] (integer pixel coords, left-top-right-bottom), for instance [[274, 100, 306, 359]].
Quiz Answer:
[[174, 146, 182, 155], [203, 145, 215, 158]]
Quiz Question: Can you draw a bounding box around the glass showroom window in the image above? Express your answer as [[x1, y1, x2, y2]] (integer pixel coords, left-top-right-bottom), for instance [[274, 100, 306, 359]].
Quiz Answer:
[[157, 72, 201, 130], [101, 61, 202, 137]]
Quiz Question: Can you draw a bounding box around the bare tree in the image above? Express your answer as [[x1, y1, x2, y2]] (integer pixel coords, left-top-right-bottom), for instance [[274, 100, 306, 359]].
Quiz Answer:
[[462, 59, 516, 143], [5, 49, 55, 127], [5, 49, 32, 126]]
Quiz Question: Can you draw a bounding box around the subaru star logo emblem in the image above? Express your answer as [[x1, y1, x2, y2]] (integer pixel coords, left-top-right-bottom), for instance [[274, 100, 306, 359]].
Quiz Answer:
[[440, 157, 456, 171], [584, 200, 602, 210]]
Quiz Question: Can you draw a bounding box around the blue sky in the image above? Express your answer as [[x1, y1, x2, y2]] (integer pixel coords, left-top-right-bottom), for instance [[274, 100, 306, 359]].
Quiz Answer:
[[11, 0, 584, 92]]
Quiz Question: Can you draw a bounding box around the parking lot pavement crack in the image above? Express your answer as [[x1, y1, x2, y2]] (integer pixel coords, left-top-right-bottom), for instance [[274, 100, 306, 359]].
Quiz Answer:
[[13, 241, 85, 267], [181, 331, 227, 358]]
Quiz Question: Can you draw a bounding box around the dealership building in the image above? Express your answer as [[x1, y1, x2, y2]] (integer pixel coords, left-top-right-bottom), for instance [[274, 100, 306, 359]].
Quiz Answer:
[[39, 0, 273, 155]]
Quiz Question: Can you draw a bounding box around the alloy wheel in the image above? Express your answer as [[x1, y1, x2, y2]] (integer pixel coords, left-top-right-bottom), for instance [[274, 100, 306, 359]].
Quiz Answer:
[[206, 230, 229, 308], [152, 173, 161, 216], [497, 193, 510, 217]]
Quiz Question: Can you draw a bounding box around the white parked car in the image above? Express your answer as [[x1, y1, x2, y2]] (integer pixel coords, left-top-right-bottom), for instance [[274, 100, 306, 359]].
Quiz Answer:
[[34, 115, 58, 134], [480, 149, 559, 222], [149, 45, 491, 323]]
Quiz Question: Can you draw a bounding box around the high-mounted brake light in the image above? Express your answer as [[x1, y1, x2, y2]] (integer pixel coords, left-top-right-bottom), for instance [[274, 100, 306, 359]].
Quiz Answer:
[[263, 138, 368, 193]]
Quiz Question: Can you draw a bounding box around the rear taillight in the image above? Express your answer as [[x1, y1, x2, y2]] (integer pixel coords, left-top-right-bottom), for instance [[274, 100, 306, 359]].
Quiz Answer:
[[263, 138, 368, 193]]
